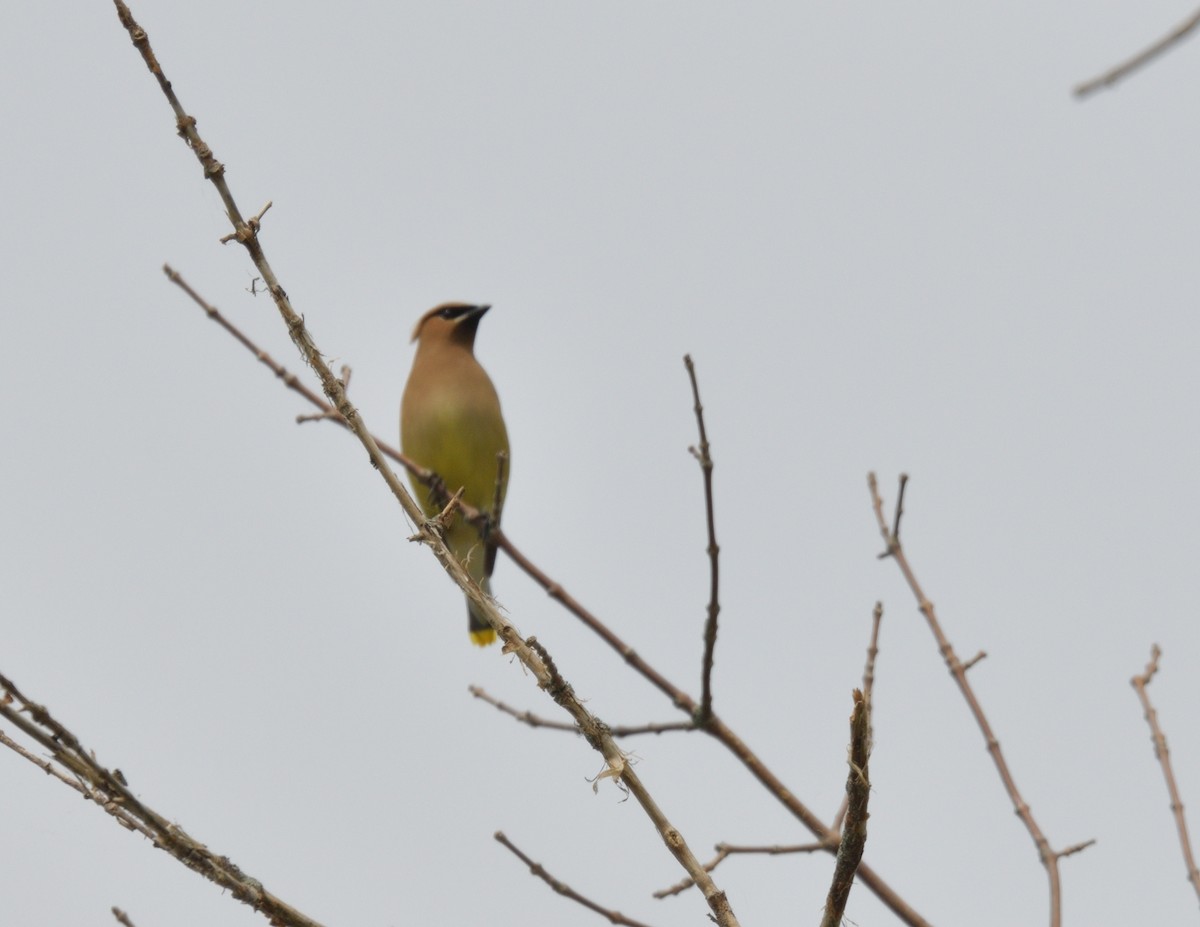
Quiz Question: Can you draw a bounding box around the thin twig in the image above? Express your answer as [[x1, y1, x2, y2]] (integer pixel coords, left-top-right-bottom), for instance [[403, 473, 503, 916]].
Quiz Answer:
[[1, 673, 322, 927], [821, 689, 872, 927], [111, 908, 138, 927], [118, 5, 738, 921], [1058, 838, 1097, 859], [494, 832, 658, 927], [891, 473, 908, 543], [296, 366, 350, 423], [868, 473, 1091, 927], [466, 576, 934, 926], [1074, 7, 1200, 98], [862, 603, 882, 706], [470, 688, 696, 737], [684, 355, 721, 725], [1131, 645, 1200, 902], [833, 603, 883, 834], [655, 842, 828, 898]]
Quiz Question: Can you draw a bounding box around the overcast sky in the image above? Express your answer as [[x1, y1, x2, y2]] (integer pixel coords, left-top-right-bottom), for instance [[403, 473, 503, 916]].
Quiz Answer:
[[3, 2, 1200, 926]]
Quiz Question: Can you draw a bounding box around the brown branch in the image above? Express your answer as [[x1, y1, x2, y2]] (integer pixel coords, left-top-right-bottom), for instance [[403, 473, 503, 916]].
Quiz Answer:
[[821, 689, 872, 927], [470, 687, 696, 737], [494, 537, 936, 921], [296, 365, 350, 423], [655, 841, 828, 898], [862, 602, 882, 706], [495, 832, 658, 927], [868, 473, 1091, 927], [1131, 645, 1200, 902], [486, 531, 940, 921], [0, 673, 325, 927], [1057, 838, 1097, 859], [119, 6, 738, 922], [684, 355, 721, 725], [833, 603, 883, 834], [891, 473, 908, 543], [111, 908, 138, 927], [1074, 7, 1200, 98]]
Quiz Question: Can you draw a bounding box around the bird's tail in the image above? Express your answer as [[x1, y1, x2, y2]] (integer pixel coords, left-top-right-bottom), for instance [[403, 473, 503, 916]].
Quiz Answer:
[[467, 577, 497, 646]]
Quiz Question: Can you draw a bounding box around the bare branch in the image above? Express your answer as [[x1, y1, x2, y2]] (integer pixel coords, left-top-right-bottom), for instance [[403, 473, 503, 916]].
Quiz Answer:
[[490, 532, 944, 920], [833, 603, 883, 834], [495, 832, 658, 927], [891, 473, 909, 543], [684, 355, 721, 725], [296, 366, 350, 423], [821, 689, 872, 927], [868, 473, 1091, 927], [1074, 7, 1200, 98], [470, 688, 696, 737], [862, 602, 883, 705], [0, 673, 324, 927], [655, 842, 828, 898], [1057, 839, 1097, 860], [110, 908, 138, 927], [1131, 645, 1200, 902]]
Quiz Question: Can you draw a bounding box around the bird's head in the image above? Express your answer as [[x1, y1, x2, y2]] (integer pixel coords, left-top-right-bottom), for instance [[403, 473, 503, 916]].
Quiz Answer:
[[411, 302, 492, 348]]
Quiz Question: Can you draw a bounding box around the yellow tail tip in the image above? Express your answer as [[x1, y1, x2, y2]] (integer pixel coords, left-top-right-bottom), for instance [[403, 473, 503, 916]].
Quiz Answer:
[[469, 627, 498, 647]]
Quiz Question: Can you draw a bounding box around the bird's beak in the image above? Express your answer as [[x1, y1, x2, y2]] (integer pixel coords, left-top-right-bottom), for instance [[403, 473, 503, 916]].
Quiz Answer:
[[467, 304, 492, 320]]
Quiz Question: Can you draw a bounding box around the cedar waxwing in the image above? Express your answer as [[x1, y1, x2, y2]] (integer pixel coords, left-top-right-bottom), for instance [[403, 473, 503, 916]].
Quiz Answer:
[[401, 303, 510, 646]]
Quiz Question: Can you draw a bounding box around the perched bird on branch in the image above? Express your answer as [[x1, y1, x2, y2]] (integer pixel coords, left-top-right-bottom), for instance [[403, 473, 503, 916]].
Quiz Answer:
[[401, 303, 510, 645]]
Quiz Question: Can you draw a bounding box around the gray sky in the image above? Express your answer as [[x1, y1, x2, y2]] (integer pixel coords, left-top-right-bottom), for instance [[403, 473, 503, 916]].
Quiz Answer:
[[3, 2, 1199, 925]]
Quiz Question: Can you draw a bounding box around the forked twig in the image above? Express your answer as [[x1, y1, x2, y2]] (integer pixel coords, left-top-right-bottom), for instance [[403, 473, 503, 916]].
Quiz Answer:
[[684, 355, 721, 724], [470, 688, 696, 737], [1131, 645, 1200, 902], [868, 473, 1093, 927], [296, 366, 350, 423], [821, 688, 872, 927], [495, 832, 657, 927], [654, 841, 828, 899], [833, 603, 883, 834], [862, 602, 883, 703]]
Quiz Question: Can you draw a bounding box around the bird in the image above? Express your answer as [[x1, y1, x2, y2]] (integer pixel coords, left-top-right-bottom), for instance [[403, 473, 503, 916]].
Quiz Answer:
[[401, 302, 510, 646]]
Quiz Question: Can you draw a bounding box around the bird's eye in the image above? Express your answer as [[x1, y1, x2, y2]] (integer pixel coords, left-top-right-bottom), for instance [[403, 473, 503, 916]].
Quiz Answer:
[[440, 306, 465, 320]]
